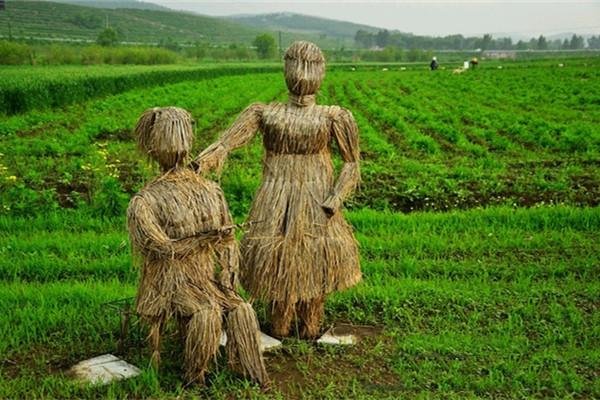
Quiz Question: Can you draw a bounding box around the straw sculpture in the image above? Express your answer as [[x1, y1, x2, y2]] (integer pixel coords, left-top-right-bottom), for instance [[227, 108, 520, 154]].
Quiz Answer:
[[127, 107, 269, 386], [195, 41, 361, 339]]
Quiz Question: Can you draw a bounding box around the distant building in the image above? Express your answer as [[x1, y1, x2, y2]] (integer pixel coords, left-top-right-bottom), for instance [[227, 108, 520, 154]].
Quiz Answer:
[[483, 50, 517, 60]]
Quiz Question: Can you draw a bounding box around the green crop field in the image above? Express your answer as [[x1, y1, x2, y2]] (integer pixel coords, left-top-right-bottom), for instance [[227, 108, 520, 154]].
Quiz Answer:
[[1, 59, 599, 399]]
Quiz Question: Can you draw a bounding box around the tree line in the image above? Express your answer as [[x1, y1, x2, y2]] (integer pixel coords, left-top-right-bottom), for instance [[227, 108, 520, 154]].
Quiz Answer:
[[355, 30, 599, 50]]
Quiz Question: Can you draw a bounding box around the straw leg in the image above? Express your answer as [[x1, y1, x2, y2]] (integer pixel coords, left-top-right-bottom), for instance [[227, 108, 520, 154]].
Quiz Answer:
[[177, 315, 189, 347], [148, 317, 164, 371], [297, 295, 325, 339], [184, 304, 222, 385], [226, 302, 270, 386], [270, 300, 295, 338]]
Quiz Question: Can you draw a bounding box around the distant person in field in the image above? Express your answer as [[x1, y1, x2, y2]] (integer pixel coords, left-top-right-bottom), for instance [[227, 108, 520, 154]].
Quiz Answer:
[[195, 41, 361, 340], [430, 56, 439, 70], [127, 107, 268, 386], [470, 57, 479, 69]]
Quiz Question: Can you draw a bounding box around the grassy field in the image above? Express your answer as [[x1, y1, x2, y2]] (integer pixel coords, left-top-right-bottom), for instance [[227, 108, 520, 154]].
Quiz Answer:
[[0, 59, 599, 398], [1, 206, 598, 398]]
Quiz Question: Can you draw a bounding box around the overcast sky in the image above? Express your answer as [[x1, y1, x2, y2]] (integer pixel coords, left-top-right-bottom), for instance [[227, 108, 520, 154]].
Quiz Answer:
[[150, 0, 600, 37]]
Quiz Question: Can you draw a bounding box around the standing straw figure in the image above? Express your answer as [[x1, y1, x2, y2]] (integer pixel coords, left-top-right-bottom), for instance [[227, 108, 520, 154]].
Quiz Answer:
[[195, 41, 361, 339], [127, 107, 269, 386]]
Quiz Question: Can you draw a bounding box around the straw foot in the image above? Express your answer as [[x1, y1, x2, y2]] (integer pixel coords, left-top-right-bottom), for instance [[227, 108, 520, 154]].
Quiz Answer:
[[270, 301, 295, 338], [298, 296, 325, 339]]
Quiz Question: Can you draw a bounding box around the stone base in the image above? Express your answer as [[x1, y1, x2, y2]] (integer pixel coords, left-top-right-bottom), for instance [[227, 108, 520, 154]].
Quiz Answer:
[[220, 331, 282, 352], [317, 329, 356, 345], [317, 324, 382, 345], [70, 354, 141, 385]]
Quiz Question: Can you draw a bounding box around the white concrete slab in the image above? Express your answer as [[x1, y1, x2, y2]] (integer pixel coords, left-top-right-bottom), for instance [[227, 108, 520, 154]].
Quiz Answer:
[[70, 354, 141, 385], [317, 330, 357, 345], [259, 332, 282, 351], [220, 332, 282, 352]]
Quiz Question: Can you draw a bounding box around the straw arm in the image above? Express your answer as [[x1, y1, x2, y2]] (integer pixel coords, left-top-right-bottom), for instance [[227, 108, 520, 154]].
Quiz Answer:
[[215, 189, 240, 290], [194, 103, 264, 174], [323, 108, 361, 214], [322, 162, 360, 213], [127, 196, 220, 259], [215, 237, 240, 290]]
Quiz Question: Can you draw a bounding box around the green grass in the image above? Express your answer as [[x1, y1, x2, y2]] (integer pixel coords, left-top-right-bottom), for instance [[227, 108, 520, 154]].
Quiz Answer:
[[0, 206, 598, 398]]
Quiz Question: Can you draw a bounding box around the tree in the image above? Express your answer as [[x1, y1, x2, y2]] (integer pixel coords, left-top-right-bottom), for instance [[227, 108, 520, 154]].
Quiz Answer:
[[158, 37, 180, 52], [537, 35, 548, 50], [499, 37, 512, 50], [478, 34, 493, 50], [354, 30, 373, 48], [588, 35, 600, 49], [253, 34, 276, 59], [549, 39, 562, 50], [96, 27, 119, 47], [528, 38, 538, 49], [375, 29, 390, 48], [569, 34, 584, 49]]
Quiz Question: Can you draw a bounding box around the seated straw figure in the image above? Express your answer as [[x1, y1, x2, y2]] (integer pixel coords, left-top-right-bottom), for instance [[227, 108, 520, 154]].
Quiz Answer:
[[126, 107, 269, 386]]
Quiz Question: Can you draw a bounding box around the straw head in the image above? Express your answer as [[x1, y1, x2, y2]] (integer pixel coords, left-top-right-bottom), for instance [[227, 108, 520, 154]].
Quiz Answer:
[[284, 41, 325, 95], [134, 107, 194, 170]]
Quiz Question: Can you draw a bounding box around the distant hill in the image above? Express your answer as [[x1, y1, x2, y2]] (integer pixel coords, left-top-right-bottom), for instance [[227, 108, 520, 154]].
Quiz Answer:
[[0, 1, 262, 44], [229, 12, 382, 47], [52, 0, 170, 11], [0, 2, 357, 47]]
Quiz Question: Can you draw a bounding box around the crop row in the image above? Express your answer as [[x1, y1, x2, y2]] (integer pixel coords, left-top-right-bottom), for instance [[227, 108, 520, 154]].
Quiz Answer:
[[1, 62, 599, 217], [0, 64, 279, 115], [321, 66, 600, 211], [0, 72, 284, 217]]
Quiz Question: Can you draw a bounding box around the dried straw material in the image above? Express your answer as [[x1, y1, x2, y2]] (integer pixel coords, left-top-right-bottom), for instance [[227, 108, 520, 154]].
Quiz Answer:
[[195, 42, 361, 338], [226, 303, 270, 384], [297, 295, 326, 339], [134, 107, 194, 170], [270, 301, 296, 338], [128, 107, 268, 385], [284, 41, 325, 96], [184, 305, 221, 384]]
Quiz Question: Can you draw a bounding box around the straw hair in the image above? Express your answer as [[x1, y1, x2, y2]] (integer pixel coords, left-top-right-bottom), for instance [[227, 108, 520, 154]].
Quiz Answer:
[[134, 107, 194, 170], [128, 107, 268, 385], [284, 41, 325, 96]]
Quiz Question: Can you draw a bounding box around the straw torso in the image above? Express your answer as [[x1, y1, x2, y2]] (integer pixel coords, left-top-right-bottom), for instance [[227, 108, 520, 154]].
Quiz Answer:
[[240, 100, 361, 303], [128, 169, 241, 319]]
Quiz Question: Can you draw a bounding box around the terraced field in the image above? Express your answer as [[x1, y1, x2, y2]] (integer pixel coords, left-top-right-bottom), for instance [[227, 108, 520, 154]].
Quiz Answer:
[[1, 60, 599, 398], [0, 0, 260, 44]]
